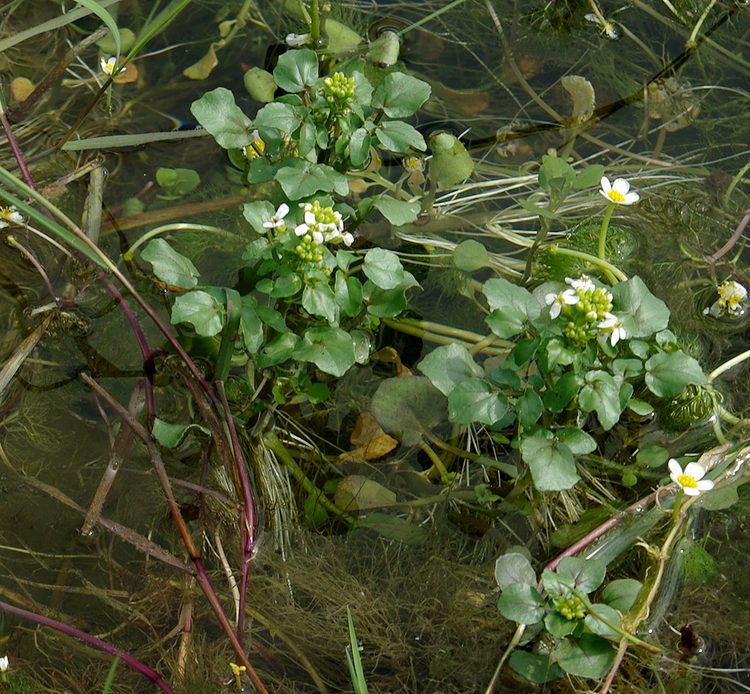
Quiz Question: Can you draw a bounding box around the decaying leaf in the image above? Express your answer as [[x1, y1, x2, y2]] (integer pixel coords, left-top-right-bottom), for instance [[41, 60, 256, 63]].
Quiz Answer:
[[334, 475, 397, 512], [340, 412, 399, 462], [184, 45, 219, 80], [11, 77, 34, 102], [561, 75, 595, 125]]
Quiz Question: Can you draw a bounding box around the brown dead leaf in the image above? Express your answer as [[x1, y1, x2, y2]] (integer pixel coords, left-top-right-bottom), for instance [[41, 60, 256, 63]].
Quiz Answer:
[[372, 346, 411, 376], [349, 412, 399, 460]]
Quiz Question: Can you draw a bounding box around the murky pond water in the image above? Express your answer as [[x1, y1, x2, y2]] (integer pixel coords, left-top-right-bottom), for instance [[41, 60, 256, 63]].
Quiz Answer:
[[1, 1, 750, 692]]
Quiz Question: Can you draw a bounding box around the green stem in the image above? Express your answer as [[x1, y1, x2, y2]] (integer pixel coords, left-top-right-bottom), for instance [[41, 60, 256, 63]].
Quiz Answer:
[[671, 489, 684, 526], [309, 0, 321, 44], [548, 245, 627, 283], [708, 347, 750, 382], [598, 202, 616, 260]]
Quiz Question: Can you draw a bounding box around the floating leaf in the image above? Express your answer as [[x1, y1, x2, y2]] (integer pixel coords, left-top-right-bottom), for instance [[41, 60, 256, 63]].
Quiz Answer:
[[453, 240, 489, 272], [497, 584, 545, 624], [645, 351, 707, 397], [418, 343, 483, 397], [553, 634, 613, 678], [293, 327, 355, 376], [273, 49, 318, 93], [372, 72, 431, 118], [521, 429, 580, 491], [509, 652, 562, 684], [495, 552, 536, 590], [190, 88, 253, 149], [171, 291, 223, 336], [601, 578, 643, 613]]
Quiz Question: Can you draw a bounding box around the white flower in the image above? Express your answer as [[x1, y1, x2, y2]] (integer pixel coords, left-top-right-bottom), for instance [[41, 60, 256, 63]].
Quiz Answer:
[[262, 203, 289, 230], [545, 289, 579, 319], [286, 33, 311, 47], [341, 231, 354, 246], [668, 459, 714, 496], [0, 205, 23, 229], [718, 280, 747, 316], [600, 176, 639, 205], [598, 312, 626, 346], [584, 13, 620, 39], [100, 56, 117, 76], [294, 222, 310, 237], [0, 655, 7, 671], [565, 275, 596, 293]]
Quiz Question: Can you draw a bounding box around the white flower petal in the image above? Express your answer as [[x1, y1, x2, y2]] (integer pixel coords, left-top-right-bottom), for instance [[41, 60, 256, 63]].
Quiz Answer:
[[276, 203, 289, 218], [683, 486, 702, 496], [611, 178, 630, 195], [600, 176, 612, 193], [622, 191, 640, 205], [683, 462, 707, 481], [549, 302, 562, 319], [668, 458, 683, 480], [696, 479, 715, 491], [294, 223, 309, 237], [341, 232, 354, 246]]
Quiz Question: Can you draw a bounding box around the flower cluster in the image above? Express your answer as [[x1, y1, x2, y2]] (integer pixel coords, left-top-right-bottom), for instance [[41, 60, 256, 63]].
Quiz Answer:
[[294, 200, 353, 247], [668, 459, 714, 496], [545, 276, 626, 347], [0, 205, 23, 229], [704, 279, 747, 318], [322, 72, 356, 111]]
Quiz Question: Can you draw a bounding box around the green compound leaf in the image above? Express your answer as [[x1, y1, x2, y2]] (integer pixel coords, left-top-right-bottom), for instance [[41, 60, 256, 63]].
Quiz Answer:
[[373, 195, 421, 226], [171, 290, 223, 336], [418, 343, 483, 397], [612, 275, 670, 338], [334, 272, 363, 317], [517, 389, 544, 428], [257, 331, 299, 368], [272, 48, 319, 92], [509, 652, 563, 684], [152, 418, 210, 449], [557, 428, 597, 455], [371, 72, 431, 118], [601, 578, 643, 613], [494, 552, 536, 590], [374, 120, 426, 153], [141, 239, 199, 289], [239, 296, 264, 353], [553, 634, 613, 679], [302, 282, 339, 324], [274, 160, 349, 200], [483, 278, 541, 338], [448, 378, 508, 425], [453, 239, 489, 272], [556, 556, 606, 593], [293, 327, 355, 376], [253, 102, 303, 133], [190, 87, 253, 149], [521, 429, 580, 491], [363, 247, 408, 289], [645, 351, 707, 397], [497, 583, 545, 624], [578, 370, 624, 431]]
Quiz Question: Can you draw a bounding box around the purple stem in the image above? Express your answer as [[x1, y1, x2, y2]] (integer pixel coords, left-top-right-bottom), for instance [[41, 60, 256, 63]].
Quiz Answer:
[[707, 208, 750, 263], [0, 109, 37, 191], [215, 381, 257, 646], [0, 599, 175, 693]]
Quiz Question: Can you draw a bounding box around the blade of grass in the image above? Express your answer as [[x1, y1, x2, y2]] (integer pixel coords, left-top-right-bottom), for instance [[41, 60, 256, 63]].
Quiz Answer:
[[74, 0, 121, 61]]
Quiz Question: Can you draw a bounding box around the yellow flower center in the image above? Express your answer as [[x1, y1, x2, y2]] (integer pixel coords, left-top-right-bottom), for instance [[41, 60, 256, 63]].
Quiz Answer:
[[243, 138, 265, 160], [607, 190, 625, 203], [0, 207, 14, 221], [677, 473, 697, 488]]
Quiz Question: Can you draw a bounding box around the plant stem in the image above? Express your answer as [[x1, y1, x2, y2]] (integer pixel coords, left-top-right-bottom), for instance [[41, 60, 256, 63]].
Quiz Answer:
[[309, 0, 321, 43], [548, 245, 626, 283], [598, 202, 616, 260]]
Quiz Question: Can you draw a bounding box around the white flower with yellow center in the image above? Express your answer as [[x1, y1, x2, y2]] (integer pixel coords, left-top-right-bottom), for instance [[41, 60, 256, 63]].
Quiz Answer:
[[600, 176, 639, 205], [668, 459, 714, 496], [598, 312, 626, 346], [717, 279, 747, 316], [0, 205, 23, 229], [545, 288, 579, 319], [262, 203, 289, 231], [100, 56, 117, 76]]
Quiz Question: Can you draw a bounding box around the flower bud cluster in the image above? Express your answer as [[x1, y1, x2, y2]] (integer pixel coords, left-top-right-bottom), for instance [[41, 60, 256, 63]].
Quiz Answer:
[[322, 72, 356, 111], [552, 593, 587, 621]]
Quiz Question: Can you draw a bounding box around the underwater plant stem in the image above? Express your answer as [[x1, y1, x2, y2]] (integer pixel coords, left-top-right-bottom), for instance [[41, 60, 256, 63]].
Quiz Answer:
[[0, 599, 175, 692], [484, 623, 527, 694], [80, 374, 269, 693], [5, 235, 58, 306], [216, 380, 258, 646], [80, 381, 145, 537], [420, 441, 451, 482], [548, 245, 626, 283], [687, 0, 717, 48], [0, 96, 37, 190], [600, 638, 630, 694], [263, 431, 355, 525], [723, 159, 750, 209], [707, 207, 750, 263], [708, 345, 750, 383], [598, 202, 616, 261]]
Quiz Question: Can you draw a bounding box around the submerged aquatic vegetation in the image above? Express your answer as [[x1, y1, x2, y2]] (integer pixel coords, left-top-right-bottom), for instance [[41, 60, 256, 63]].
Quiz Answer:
[[1, 0, 750, 692]]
